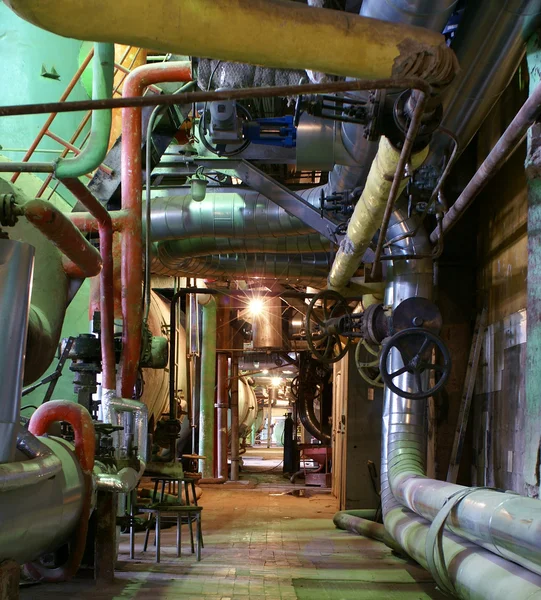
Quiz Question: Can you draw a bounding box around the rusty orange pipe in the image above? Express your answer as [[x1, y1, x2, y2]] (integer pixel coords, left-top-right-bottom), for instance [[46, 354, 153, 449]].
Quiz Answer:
[[26, 401, 95, 582], [70, 210, 128, 234], [120, 61, 192, 398], [22, 199, 102, 278], [61, 178, 116, 391]]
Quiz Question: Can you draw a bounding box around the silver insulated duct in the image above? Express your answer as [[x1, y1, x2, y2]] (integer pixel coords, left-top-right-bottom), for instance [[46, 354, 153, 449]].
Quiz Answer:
[[0, 239, 34, 463]]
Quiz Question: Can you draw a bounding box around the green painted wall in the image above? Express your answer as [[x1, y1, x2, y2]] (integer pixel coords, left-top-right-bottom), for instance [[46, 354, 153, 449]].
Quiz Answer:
[[0, 4, 90, 206], [22, 282, 90, 412]]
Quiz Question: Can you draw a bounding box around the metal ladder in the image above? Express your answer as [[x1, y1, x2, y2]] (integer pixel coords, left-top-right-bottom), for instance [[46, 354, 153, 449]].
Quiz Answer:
[[446, 307, 488, 484]]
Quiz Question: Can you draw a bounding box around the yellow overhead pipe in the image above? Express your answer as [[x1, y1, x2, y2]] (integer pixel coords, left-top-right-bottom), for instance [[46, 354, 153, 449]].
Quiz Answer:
[[328, 137, 429, 290], [5, 0, 456, 85]]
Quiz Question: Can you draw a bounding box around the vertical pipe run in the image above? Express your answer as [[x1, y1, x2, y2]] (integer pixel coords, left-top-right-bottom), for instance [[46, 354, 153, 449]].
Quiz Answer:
[[198, 296, 216, 477], [216, 354, 229, 480], [61, 178, 116, 391], [230, 330, 242, 481], [267, 387, 276, 448], [0, 239, 34, 463], [216, 297, 231, 481], [120, 62, 192, 399], [169, 293, 179, 430]]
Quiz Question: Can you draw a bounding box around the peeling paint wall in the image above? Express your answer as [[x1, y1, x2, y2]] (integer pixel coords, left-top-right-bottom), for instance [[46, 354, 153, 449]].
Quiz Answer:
[[471, 66, 531, 494]]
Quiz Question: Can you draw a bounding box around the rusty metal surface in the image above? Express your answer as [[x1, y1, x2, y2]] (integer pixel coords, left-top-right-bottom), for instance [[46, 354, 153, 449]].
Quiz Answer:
[[432, 78, 541, 243], [61, 178, 116, 391], [118, 62, 192, 399], [22, 199, 102, 278], [0, 78, 433, 118]]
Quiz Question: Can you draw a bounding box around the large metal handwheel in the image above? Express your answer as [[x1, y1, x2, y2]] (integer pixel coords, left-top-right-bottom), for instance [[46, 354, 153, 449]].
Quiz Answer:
[[306, 290, 351, 364], [355, 338, 384, 388], [290, 376, 300, 399], [379, 328, 451, 400]]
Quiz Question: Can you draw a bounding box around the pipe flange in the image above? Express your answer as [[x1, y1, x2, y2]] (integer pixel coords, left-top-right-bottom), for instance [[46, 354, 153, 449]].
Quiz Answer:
[[391, 91, 443, 151], [0, 194, 19, 227]]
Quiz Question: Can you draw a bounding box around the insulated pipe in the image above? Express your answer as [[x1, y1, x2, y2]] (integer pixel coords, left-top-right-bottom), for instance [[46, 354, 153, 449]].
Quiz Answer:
[[55, 42, 114, 179], [101, 390, 148, 468], [119, 61, 192, 399], [0, 239, 34, 463], [328, 138, 428, 290], [430, 77, 541, 243], [152, 252, 330, 286], [0, 426, 62, 492], [198, 294, 217, 478], [0, 435, 84, 565], [155, 234, 330, 266], [380, 207, 541, 588], [94, 465, 140, 493], [147, 192, 315, 242], [21, 199, 102, 278], [61, 179, 116, 391], [428, 0, 541, 168], [359, 0, 458, 31], [4, 0, 457, 85], [325, 0, 457, 195], [333, 511, 403, 554], [384, 504, 541, 599]]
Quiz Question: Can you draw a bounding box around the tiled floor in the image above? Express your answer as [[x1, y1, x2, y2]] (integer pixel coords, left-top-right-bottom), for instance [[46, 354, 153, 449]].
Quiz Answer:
[[21, 482, 444, 599]]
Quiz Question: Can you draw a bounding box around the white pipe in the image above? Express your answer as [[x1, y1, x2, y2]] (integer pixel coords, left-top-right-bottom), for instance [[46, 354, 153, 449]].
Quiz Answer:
[[0, 426, 63, 492], [101, 390, 148, 493]]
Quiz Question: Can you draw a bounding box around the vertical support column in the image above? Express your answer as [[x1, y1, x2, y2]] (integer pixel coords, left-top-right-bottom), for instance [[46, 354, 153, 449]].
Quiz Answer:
[[525, 33, 541, 498], [216, 297, 231, 480], [230, 328, 242, 481], [94, 491, 118, 583], [0, 239, 34, 463], [0, 560, 19, 600], [267, 387, 276, 448], [198, 297, 217, 478]]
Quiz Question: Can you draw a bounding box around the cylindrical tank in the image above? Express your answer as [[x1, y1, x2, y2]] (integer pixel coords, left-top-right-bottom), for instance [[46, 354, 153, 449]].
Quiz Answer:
[[272, 417, 286, 447], [142, 291, 188, 425], [0, 178, 70, 388], [237, 377, 258, 441], [0, 436, 84, 564], [0, 239, 34, 462], [252, 296, 284, 350]]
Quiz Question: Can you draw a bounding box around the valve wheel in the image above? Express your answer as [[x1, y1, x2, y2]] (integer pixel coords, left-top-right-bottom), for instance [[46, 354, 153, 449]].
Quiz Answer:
[[306, 290, 351, 364], [379, 328, 451, 400], [355, 339, 384, 388], [290, 376, 300, 399]]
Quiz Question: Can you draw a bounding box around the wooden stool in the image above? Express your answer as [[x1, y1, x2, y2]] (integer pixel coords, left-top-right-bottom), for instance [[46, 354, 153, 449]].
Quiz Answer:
[[141, 504, 203, 563]]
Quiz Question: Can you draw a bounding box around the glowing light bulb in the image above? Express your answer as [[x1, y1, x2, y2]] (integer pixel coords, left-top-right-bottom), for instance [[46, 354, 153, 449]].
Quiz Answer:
[[271, 377, 282, 387], [248, 297, 264, 316]]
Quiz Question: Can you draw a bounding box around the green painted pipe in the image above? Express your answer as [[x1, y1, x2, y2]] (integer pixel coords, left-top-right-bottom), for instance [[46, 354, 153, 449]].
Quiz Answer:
[[198, 296, 216, 478], [55, 42, 114, 179], [333, 510, 404, 554]]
